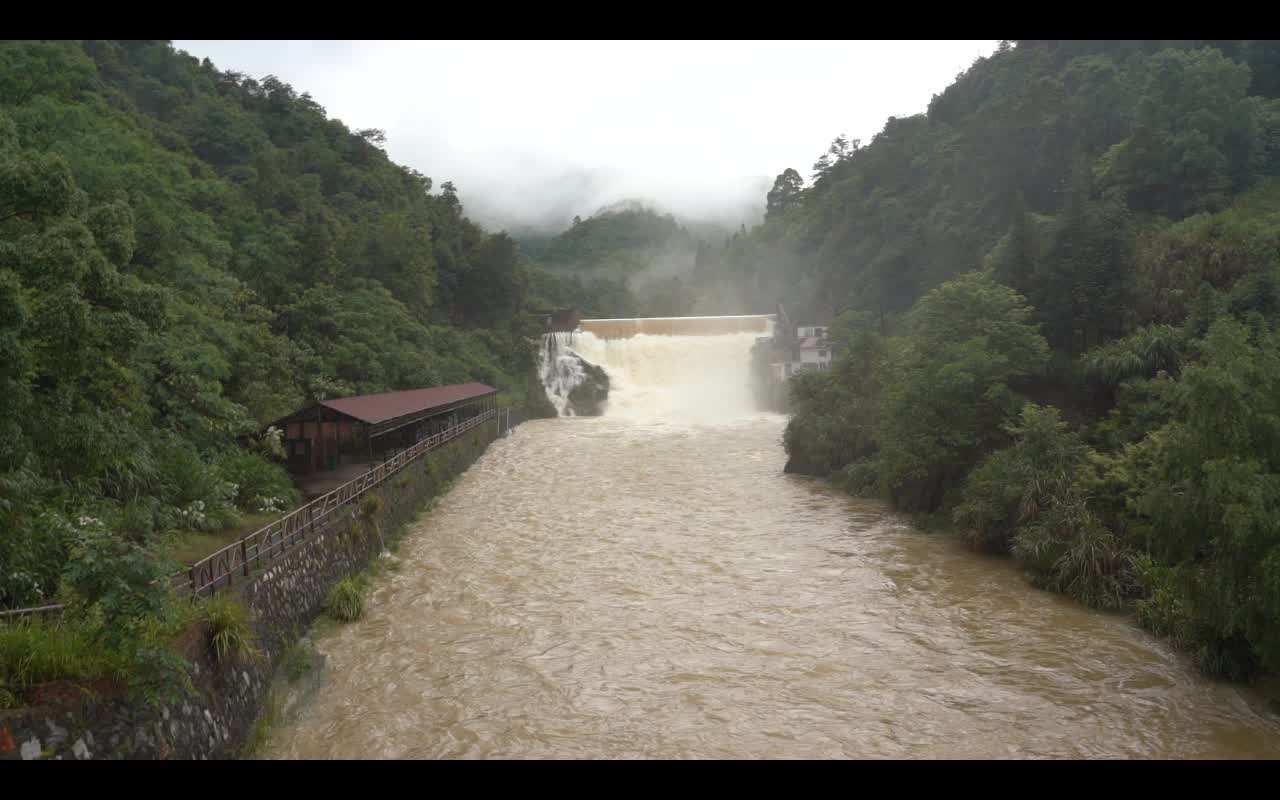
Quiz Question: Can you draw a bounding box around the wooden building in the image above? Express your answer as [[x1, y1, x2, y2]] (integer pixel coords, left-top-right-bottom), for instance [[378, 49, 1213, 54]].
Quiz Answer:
[[269, 382, 498, 477]]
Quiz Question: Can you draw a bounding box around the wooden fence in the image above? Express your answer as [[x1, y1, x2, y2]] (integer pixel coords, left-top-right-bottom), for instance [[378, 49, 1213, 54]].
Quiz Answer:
[[187, 408, 497, 597], [1, 409, 498, 617], [0, 604, 66, 621]]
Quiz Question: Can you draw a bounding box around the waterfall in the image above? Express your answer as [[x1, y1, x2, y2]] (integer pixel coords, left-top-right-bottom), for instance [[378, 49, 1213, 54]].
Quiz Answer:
[[541, 317, 772, 423], [539, 332, 594, 417]]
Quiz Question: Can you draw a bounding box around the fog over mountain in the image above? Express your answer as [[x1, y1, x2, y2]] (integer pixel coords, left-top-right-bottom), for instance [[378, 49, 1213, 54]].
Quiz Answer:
[[174, 40, 997, 232]]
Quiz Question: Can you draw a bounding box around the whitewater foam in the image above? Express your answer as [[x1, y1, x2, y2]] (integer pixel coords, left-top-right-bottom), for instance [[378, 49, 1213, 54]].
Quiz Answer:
[[542, 328, 766, 424]]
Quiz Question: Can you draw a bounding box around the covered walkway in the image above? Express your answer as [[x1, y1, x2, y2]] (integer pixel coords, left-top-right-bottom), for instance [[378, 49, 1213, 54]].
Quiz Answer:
[[268, 382, 499, 490]]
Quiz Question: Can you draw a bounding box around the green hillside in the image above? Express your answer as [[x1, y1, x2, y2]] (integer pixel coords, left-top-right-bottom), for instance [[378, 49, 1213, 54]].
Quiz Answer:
[[767, 40, 1280, 681]]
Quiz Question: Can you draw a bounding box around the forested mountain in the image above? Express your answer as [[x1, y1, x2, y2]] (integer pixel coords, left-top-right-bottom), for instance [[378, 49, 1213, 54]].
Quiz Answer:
[[523, 202, 732, 318], [0, 39, 555, 619], [693, 40, 1280, 325], [772, 40, 1280, 682]]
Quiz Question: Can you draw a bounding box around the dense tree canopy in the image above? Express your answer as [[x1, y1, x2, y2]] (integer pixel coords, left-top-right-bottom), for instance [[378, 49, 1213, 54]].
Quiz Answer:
[[0, 39, 554, 612], [773, 39, 1280, 682]]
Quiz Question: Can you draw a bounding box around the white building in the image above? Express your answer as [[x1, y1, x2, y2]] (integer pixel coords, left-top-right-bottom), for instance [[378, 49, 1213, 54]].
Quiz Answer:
[[798, 336, 832, 370], [770, 326, 832, 379]]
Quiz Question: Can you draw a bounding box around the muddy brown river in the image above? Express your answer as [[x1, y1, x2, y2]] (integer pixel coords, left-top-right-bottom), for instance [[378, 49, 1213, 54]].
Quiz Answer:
[[267, 414, 1280, 759]]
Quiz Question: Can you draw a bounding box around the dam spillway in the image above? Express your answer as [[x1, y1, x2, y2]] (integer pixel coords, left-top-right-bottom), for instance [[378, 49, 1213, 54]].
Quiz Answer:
[[540, 314, 774, 422], [578, 314, 774, 340]]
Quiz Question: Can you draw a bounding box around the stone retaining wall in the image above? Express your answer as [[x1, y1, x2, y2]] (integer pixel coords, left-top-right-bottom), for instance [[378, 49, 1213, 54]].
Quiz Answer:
[[0, 422, 497, 760]]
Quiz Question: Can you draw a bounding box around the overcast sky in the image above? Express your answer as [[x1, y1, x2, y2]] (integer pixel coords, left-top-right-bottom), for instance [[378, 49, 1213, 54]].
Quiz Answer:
[[173, 40, 998, 232]]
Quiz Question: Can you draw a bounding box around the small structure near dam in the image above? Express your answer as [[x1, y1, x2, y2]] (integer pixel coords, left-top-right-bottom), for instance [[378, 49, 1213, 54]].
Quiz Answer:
[[269, 383, 500, 497], [532, 308, 581, 334]]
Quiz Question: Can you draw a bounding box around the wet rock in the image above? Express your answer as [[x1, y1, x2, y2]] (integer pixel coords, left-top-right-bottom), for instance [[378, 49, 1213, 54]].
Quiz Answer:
[[541, 335, 610, 416], [567, 360, 610, 417]]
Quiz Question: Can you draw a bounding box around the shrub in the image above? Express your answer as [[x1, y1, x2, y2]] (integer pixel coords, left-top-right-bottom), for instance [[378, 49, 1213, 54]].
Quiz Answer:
[[156, 439, 224, 511], [204, 596, 259, 664], [215, 451, 298, 514], [954, 404, 1087, 553], [833, 460, 881, 498], [112, 497, 160, 544], [324, 579, 364, 623], [127, 638, 195, 707], [953, 404, 1140, 608], [952, 447, 1029, 552], [1013, 500, 1138, 610], [60, 522, 175, 646], [3, 516, 197, 707], [782, 367, 879, 478], [1134, 556, 1189, 641], [0, 506, 74, 608]]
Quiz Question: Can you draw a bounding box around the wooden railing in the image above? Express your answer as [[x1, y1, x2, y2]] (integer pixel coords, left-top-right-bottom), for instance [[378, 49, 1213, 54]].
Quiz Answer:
[[186, 409, 497, 598], [0, 604, 66, 621], [0, 409, 498, 618]]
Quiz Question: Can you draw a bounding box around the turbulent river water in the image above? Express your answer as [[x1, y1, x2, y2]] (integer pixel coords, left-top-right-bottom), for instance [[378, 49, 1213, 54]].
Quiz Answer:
[[267, 329, 1280, 759]]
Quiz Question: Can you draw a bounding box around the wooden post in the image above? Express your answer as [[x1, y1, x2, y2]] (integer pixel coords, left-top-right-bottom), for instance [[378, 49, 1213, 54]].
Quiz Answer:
[[316, 405, 324, 474], [241, 538, 249, 577]]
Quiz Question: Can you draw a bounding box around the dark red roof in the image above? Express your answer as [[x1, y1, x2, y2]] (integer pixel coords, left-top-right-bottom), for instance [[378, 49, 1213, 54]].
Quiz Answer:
[[317, 382, 496, 424]]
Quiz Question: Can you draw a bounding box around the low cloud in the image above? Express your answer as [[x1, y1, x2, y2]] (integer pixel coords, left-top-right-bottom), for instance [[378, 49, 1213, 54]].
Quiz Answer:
[[174, 39, 996, 234]]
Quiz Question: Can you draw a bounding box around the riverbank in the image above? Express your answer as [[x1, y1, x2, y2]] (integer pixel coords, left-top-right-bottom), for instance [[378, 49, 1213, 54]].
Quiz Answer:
[[0, 423, 500, 761], [793, 460, 1280, 716], [239, 442, 484, 758]]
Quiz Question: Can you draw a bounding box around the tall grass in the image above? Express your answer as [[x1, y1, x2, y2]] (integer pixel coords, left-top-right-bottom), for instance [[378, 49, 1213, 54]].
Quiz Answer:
[[0, 617, 127, 690], [324, 579, 364, 623], [204, 596, 260, 664]]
